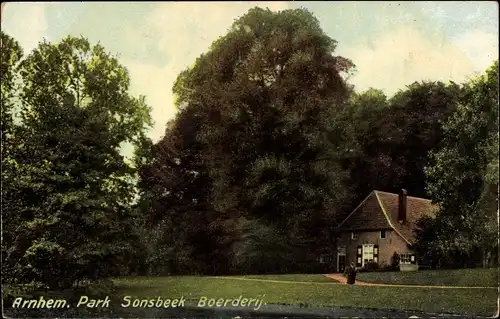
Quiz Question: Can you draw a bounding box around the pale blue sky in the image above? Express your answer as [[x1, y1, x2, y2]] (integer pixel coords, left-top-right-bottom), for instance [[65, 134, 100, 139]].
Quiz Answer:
[[2, 1, 498, 142]]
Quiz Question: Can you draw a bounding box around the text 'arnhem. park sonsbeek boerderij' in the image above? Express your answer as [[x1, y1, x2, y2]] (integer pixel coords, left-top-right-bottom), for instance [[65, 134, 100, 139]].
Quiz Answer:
[[11, 294, 267, 311]]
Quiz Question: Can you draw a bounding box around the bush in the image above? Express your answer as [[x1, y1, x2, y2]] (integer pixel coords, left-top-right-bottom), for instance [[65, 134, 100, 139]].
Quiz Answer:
[[378, 262, 392, 271], [364, 261, 379, 271], [391, 252, 400, 270], [2, 283, 46, 306], [81, 279, 116, 297], [356, 261, 380, 272], [357, 261, 393, 273]]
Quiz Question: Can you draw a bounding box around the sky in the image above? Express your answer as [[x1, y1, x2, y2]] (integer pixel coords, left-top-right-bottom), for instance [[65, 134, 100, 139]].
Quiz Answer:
[[1, 1, 498, 144]]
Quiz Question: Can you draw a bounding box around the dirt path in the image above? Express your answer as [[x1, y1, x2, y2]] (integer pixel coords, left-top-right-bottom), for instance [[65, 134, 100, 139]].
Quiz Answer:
[[324, 273, 497, 289], [325, 273, 374, 285], [211, 276, 342, 285], [210, 274, 495, 289]]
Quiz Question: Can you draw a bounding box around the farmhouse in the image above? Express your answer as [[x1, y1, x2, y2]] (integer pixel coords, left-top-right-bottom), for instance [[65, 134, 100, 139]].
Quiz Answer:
[[335, 189, 437, 272]]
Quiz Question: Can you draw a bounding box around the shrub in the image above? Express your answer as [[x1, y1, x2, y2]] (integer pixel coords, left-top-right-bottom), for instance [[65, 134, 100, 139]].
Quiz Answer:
[[379, 262, 393, 271], [361, 261, 379, 272], [391, 252, 400, 270], [81, 279, 116, 297]]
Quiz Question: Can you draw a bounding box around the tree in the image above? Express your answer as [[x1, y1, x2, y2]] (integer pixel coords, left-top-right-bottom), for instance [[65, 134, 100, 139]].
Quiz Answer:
[[5, 36, 152, 288], [387, 81, 461, 197], [1, 31, 24, 284], [340, 88, 396, 204], [138, 104, 235, 275], [167, 7, 355, 272], [421, 60, 499, 268], [339, 81, 460, 216], [231, 217, 297, 274]]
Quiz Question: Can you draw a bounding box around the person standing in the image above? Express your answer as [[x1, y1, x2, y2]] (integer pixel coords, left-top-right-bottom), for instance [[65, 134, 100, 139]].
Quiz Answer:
[[346, 262, 357, 284]]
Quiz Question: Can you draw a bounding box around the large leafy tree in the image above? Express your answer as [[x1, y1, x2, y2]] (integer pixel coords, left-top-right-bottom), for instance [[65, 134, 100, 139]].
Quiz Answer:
[[5, 36, 152, 288], [138, 106, 232, 275], [419, 61, 499, 268], [340, 82, 460, 214], [387, 81, 461, 197], [1, 31, 24, 284], [1, 31, 22, 140], [340, 88, 394, 202], [167, 7, 355, 272]]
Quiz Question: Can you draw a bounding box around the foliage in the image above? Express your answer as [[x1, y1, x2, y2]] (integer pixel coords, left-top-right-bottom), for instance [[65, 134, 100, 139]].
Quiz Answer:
[[163, 7, 356, 273], [342, 82, 461, 209], [1, 31, 24, 285], [1, 31, 23, 136], [138, 104, 234, 275], [2, 35, 152, 288], [391, 252, 400, 270], [231, 217, 298, 274], [419, 60, 499, 268], [363, 261, 380, 272]]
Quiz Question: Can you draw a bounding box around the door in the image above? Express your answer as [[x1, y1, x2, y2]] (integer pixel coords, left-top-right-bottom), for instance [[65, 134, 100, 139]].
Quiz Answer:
[[338, 255, 346, 273]]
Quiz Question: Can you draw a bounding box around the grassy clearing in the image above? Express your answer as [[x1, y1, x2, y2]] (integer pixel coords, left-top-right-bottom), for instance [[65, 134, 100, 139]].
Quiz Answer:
[[112, 275, 497, 316], [356, 268, 499, 287], [238, 274, 334, 282]]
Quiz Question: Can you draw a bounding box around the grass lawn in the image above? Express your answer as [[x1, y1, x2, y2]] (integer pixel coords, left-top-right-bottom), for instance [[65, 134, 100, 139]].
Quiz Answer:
[[112, 275, 498, 316], [239, 274, 334, 282], [356, 268, 499, 287]]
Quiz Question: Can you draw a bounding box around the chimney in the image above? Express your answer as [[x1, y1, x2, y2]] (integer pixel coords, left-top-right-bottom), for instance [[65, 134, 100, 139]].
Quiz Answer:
[[398, 189, 407, 223]]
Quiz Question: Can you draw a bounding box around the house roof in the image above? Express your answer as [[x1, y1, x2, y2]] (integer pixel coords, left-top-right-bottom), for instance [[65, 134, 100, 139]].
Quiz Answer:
[[337, 190, 438, 244]]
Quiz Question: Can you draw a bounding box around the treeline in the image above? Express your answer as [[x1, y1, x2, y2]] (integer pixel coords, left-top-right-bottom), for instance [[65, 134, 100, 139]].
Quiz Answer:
[[1, 8, 498, 289]]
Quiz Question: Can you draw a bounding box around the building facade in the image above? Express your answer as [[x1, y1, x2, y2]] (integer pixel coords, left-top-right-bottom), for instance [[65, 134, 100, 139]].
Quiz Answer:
[[335, 189, 436, 272]]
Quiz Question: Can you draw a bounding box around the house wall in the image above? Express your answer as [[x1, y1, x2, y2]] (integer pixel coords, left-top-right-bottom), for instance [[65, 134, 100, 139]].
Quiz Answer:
[[337, 229, 412, 269]]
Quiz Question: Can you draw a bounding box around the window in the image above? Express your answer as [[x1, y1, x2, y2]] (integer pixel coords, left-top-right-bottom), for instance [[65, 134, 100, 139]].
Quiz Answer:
[[319, 254, 331, 264], [400, 253, 412, 264], [351, 231, 358, 239], [362, 244, 374, 264], [380, 230, 386, 239]]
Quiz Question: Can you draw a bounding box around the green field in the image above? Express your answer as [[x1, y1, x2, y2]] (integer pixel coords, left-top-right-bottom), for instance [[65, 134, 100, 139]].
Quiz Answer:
[[112, 274, 498, 316], [239, 274, 334, 282], [4, 271, 497, 317], [356, 268, 499, 287]]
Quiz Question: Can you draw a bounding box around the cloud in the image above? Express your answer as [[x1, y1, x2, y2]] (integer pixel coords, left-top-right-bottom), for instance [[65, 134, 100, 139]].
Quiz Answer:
[[452, 29, 499, 73], [1, 3, 49, 53], [124, 60, 177, 140], [338, 25, 481, 96], [125, 2, 290, 142]]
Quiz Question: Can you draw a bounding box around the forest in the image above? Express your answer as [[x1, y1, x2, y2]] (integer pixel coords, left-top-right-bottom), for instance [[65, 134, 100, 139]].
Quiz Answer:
[[2, 7, 498, 290]]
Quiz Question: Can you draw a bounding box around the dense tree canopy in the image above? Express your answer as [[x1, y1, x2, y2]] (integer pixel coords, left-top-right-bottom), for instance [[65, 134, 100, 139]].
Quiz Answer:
[[1, 31, 25, 285], [2, 34, 152, 288], [342, 82, 461, 203], [143, 7, 357, 274], [417, 60, 499, 268]]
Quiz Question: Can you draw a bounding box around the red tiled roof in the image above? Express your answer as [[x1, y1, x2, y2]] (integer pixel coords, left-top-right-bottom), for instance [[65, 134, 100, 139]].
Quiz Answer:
[[338, 192, 391, 231], [338, 190, 438, 244], [375, 191, 438, 243]]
